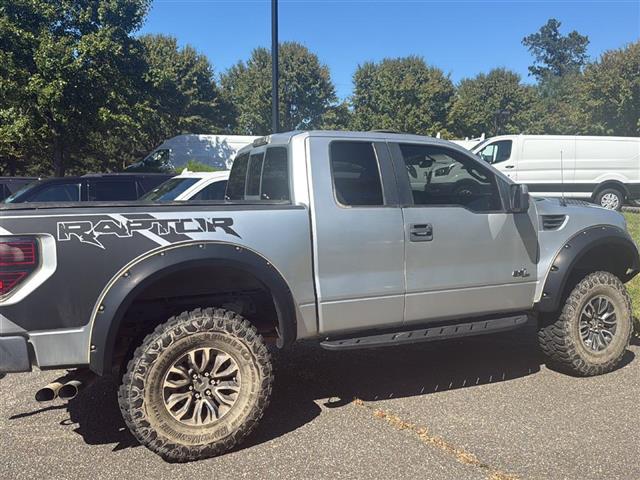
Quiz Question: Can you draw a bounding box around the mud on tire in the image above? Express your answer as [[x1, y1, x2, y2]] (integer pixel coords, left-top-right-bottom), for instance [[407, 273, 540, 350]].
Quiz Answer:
[[118, 308, 273, 462], [538, 271, 632, 376]]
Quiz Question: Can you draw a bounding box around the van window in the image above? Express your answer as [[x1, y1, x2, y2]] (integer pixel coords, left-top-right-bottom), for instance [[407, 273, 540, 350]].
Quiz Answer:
[[477, 140, 512, 164], [398, 144, 502, 212], [226, 153, 249, 200], [330, 141, 384, 206]]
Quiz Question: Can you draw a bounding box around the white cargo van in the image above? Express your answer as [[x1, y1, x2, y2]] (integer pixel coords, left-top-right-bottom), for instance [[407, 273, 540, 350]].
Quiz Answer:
[[473, 135, 640, 210], [126, 134, 259, 173]]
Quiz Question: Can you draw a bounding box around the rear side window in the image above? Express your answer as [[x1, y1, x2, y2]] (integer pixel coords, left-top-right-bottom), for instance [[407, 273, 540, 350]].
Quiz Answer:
[[88, 180, 137, 201], [226, 153, 249, 200], [30, 183, 81, 202], [330, 141, 384, 206]]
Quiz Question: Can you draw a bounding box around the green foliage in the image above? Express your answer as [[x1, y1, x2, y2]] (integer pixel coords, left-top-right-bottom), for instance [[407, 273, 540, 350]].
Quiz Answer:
[[184, 160, 222, 172], [222, 42, 337, 135], [351, 56, 454, 136], [522, 18, 590, 80], [448, 68, 535, 137], [581, 41, 640, 136]]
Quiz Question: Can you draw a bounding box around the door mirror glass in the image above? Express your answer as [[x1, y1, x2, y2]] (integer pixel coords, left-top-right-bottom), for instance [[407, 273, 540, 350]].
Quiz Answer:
[[509, 183, 529, 213]]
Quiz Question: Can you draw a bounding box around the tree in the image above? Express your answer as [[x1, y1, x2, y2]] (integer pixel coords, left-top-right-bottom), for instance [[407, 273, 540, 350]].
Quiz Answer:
[[222, 42, 337, 135], [523, 18, 589, 80], [0, 0, 151, 176], [581, 41, 640, 136], [448, 68, 535, 137], [350, 56, 454, 136]]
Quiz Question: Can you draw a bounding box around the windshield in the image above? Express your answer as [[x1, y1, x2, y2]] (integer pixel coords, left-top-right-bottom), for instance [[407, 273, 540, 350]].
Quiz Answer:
[[4, 180, 39, 203], [140, 177, 199, 201]]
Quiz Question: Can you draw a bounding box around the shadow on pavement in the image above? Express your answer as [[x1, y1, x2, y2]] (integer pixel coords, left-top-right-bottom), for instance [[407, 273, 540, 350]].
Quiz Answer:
[[10, 320, 636, 457]]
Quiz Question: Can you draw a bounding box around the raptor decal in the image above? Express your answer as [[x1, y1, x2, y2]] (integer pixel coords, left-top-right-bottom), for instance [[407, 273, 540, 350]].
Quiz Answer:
[[57, 217, 240, 249]]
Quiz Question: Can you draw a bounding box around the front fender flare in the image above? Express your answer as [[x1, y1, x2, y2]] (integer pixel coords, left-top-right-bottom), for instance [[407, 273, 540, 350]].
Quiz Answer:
[[88, 241, 297, 375], [535, 225, 640, 313]]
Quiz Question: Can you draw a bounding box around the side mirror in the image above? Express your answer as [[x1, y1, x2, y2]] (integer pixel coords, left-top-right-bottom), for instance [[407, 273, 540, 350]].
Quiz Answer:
[[509, 183, 530, 213]]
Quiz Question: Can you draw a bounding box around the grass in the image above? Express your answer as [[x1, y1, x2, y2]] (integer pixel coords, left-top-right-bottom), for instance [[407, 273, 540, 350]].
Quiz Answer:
[[623, 212, 640, 333]]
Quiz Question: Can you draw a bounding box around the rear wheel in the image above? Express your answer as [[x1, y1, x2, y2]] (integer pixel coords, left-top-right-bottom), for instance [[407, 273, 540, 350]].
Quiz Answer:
[[594, 188, 624, 210], [118, 308, 273, 462], [538, 271, 632, 376]]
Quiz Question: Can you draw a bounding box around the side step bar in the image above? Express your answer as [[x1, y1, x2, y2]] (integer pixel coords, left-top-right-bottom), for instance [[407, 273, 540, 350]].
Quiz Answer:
[[320, 314, 528, 351]]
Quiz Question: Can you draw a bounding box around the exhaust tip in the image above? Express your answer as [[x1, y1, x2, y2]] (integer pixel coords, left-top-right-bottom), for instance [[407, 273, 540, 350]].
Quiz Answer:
[[58, 380, 81, 401], [35, 387, 57, 402]]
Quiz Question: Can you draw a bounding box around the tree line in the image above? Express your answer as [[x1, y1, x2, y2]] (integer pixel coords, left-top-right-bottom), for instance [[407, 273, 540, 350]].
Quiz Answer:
[[1, 1, 638, 177]]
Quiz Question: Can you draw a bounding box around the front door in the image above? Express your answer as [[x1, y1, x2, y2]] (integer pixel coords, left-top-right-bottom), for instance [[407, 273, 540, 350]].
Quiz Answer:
[[389, 142, 538, 325]]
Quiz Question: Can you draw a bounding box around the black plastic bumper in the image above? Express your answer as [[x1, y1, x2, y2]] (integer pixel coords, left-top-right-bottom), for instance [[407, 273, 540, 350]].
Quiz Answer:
[[0, 336, 31, 373]]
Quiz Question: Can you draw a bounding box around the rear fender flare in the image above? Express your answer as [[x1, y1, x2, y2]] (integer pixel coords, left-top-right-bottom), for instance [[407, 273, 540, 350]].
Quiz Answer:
[[88, 241, 297, 375]]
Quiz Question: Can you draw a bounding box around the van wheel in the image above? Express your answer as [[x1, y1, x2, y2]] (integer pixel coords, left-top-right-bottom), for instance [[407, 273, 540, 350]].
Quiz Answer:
[[118, 308, 273, 462], [595, 188, 624, 210], [538, 271, 632, 376]]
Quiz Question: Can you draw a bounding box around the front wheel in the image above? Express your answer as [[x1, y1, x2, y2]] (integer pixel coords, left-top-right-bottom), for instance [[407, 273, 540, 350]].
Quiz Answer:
[[538, 271, 632, 376], [118, 308, 273, 462]]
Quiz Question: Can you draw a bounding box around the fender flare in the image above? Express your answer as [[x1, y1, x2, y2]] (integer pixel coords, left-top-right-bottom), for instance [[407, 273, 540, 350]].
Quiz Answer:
[[88, 241, 297, 375], [535, 225, 640, 313]]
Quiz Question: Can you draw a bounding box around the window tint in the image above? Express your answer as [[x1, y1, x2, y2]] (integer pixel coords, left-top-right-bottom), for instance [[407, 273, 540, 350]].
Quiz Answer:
[[246, 153, 265, 197], [330, 142, 384, 206], [89, 180, 137, 201], [226, 153, 249, 200], [192, 180, 227, 200], [261, 147, 289, 200], [140, 178, 199, 201], [477, 140, 512, 164], [399, 144, 502, 212], [30, 183, 81, 202]]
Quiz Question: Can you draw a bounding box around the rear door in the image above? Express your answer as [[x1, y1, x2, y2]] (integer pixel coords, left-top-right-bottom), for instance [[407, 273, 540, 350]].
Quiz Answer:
[[389, 141, 538, 325], [308, 136, 405, 334]]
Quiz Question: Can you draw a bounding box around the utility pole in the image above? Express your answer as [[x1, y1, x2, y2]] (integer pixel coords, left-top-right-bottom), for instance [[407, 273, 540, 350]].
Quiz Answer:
[[271, 0, 279, 134]]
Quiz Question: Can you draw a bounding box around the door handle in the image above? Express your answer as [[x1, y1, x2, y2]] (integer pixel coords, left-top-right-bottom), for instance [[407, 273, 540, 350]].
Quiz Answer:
[[410, 223, 433, 242], [504, 165, 515, 169]]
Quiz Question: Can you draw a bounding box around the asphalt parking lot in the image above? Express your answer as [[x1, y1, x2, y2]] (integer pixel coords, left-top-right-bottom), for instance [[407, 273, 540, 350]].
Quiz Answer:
[[1, 322, 639, 480]]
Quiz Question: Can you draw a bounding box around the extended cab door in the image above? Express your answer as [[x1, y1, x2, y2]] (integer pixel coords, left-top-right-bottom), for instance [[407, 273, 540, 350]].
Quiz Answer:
[[308, 137, 405, 334], [389, 142, 538, 325]]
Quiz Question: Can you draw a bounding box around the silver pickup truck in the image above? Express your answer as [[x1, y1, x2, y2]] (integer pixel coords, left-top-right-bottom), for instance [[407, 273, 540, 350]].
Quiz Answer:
[[1, 130, 638, 462]]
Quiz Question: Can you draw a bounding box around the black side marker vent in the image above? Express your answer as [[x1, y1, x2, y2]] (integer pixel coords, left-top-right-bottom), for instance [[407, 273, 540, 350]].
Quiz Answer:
[[542, 214, 567, 231]]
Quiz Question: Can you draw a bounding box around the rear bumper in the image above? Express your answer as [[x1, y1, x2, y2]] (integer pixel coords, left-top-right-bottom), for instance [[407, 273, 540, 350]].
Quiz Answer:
[[0, 336, 31, 373]]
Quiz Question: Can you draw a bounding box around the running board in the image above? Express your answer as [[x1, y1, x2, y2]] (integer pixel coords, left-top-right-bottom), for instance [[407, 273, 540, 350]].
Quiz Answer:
[[320, 314, 528, 351]]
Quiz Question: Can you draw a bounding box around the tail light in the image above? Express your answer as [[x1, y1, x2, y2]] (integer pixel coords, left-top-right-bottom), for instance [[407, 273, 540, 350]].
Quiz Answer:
[[0, 237, 39, 297]]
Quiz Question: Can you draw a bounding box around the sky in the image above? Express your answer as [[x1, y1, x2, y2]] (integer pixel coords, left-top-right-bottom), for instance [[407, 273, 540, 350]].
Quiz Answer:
[[140, 0, 640, 100]]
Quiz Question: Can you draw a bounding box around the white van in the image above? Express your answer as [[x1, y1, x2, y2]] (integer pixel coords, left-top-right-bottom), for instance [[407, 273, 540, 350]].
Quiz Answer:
[[126, 134, 258, 173], [473, 135, 640, 210]]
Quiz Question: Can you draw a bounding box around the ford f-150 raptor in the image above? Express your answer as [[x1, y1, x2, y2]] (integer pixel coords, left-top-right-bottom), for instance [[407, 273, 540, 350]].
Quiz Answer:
[[1, 131, 638, 462]]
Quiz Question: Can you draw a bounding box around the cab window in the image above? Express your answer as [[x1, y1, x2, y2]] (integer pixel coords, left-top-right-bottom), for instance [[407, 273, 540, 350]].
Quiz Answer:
[[29, 183, 81, 202], [398, 144, 502, 212], [330, 141, 384, 206], [225, 147, 290, 201], [476, 140, 512, 165]]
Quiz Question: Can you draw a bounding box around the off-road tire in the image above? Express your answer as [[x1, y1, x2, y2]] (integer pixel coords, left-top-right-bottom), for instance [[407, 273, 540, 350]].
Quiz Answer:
[[538, 271, 632, 376], [118, 308, 273, 462]]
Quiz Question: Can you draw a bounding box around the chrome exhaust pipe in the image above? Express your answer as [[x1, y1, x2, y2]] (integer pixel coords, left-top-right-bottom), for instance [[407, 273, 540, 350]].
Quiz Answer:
[[35, 370, 95, 402], [35, 381, 66, 402]]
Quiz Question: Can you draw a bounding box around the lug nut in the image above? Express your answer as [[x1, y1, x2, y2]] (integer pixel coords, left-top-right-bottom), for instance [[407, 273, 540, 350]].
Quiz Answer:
[[205, 389, 212, 396], [204, 372, 209, 377]]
